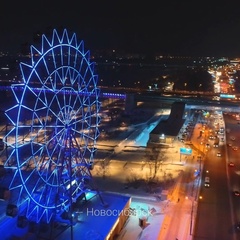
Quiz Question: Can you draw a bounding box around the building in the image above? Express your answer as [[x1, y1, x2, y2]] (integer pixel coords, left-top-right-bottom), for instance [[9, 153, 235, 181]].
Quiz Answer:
[[0, 191, 131, 240], [148, 102, 186, 145]]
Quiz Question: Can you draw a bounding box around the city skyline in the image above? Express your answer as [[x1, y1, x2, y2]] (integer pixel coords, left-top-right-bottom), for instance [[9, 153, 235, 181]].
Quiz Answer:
[[2, 1, 240, 57]]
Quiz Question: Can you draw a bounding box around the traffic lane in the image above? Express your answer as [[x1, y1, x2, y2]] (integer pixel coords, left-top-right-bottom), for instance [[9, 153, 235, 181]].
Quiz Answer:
[[194, 147, 234, 240], [228, 155, 240, 225], [224, 112, 240, 239]]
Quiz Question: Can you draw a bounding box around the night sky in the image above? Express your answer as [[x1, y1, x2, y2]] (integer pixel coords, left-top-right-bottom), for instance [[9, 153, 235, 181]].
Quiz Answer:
[[2, 1, 240, 57]]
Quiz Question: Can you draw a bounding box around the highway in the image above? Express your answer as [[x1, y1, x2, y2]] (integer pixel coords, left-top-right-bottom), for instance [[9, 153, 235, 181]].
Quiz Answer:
[[225, 114, 240, 235], [193, 111, 239, 240]]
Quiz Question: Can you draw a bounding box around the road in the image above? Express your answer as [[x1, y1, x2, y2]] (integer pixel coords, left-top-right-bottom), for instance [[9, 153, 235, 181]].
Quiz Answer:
[[224, 113, 240, 235], [193, 112, 237, 240], [158, 160, 199, 240]]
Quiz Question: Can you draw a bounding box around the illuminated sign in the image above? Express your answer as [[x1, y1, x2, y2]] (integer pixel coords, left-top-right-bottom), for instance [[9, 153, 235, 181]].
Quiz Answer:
[[220, 94, 235, 99], [180, 147, 192, 155]]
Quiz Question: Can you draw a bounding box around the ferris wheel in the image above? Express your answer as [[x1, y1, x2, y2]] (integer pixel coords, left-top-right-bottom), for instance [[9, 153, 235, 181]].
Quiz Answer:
[[3, 29, 101, 223]]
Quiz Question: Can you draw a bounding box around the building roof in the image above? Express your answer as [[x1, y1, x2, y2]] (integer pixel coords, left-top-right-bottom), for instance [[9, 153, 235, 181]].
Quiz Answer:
[[151, 102, 186, 137], [0, 191, 131, 240], [151, 118, 185, 136], [49, 192, 131, 240]]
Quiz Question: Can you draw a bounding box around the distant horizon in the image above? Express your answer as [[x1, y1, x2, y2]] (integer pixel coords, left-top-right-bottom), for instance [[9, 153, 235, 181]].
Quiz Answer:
[[0, 48, 238, 60]]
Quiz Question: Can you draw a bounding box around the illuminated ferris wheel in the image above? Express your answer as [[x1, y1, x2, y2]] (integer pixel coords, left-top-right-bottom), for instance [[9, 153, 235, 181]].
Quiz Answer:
[[3, 29, 101, 223]]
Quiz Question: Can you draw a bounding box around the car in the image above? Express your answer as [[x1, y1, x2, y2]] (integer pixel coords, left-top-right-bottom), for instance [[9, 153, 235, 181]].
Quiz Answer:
[[217, 152, 221, 157], [231, 136, 236, 141], [204, 176, 210, 187], [228, 143, 233, 147], [229, 161, 235, 167], [233, 191, 240, 196]]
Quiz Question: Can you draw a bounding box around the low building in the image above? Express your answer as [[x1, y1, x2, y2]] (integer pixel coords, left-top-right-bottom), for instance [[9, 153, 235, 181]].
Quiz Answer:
[[0, 191, 131, 240], [58, 192, 131, 240], [149, 102, 186, 145]]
